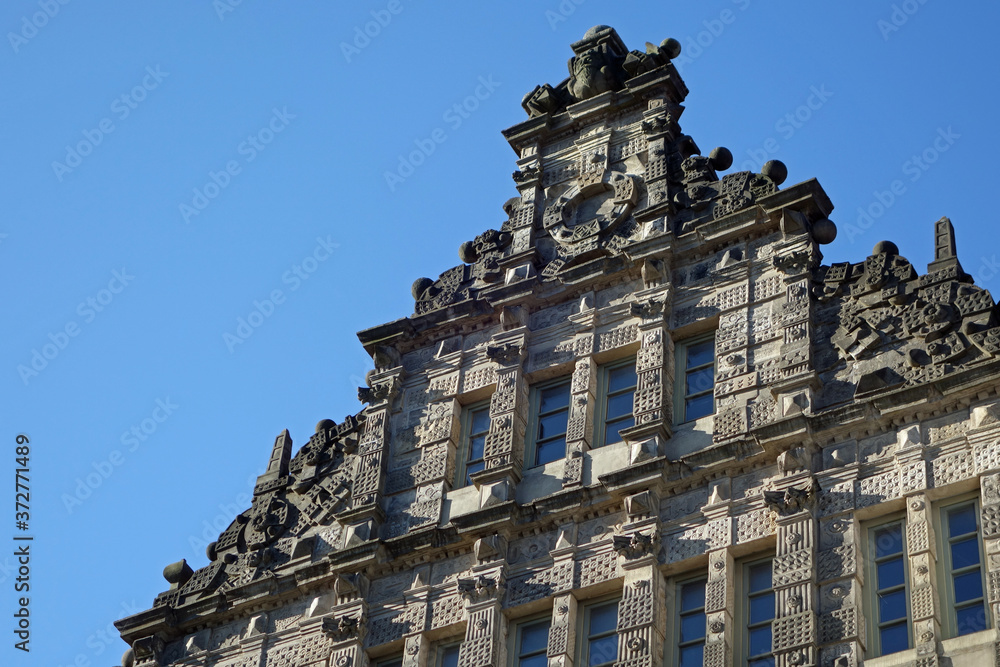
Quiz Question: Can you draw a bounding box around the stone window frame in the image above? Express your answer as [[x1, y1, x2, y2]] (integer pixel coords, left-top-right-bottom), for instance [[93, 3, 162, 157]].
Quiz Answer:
[[592, 355, 638, 449], [507, 612, 552, 667], [576, 595, 621, 667], [525, 375, 573, 468], [673, 333, 716, 424], [862, 513, 912, 658], [735, 556, 775, 667], [671, 573, 709, 667], [935, 493, 993, 639], [454, 399, 491, 488], [433, 640, 462, 667]]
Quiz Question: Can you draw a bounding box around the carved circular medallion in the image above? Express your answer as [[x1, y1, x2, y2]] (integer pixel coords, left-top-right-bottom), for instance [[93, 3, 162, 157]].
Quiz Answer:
[[787, 595, 802, 609], [830, 586, 847, 599], [786, 532, 802, 545], [627, 637, 645, 652], [709, 620, 725, 633], [542, 173, 641, 250], [789, 652, 804, 666]]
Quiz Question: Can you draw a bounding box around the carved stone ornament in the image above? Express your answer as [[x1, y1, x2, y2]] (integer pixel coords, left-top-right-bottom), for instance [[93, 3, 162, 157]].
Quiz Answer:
[[457, 574, 504, 601], [763, 482, 816, 516], [321, 613, 366, 642], [485, 343, 524, 365], [357, 376, 401, 405], [612, 528, 660, 559], [542, 171, 641, 252]]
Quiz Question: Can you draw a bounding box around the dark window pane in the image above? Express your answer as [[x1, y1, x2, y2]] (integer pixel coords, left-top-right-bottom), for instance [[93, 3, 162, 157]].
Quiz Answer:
[[606, 392, 634, 420], [535, 438, 565, 465], [589, 603, 618, 635], [441, 646, 461, 667], [588, 635, 617, 666], [956, 604, 988, 635], [748, 658, 775, 667], [470, 409, 490, 434], [604, 418, 634, 445], [539, 384, 570, 412], [948, 504, 978, 538], [880, 622, 909, 654], [951, 537, 981, 570], [748, 562, 772, 592], [876, 558, 905, 589], [879, 590, 907, 622], [680, 580, 705, 611], [748, 626, 771, 656], [469, 435, 486, 460], [538, 412, 568, 440], [953, 571, 984, 604], [608, 364, 637, 392], [680, 614, 705, 642], [685, 393, 714, 421], [874, 524, 903, 558], [749, 593, 774, 625], [686, 340, 714, 368], [679, 644, 704, 667], [520, 655, 547, 667], [465, 460, 484, 481], [520, 620, 549, 654], [686, 367, 715, 395]]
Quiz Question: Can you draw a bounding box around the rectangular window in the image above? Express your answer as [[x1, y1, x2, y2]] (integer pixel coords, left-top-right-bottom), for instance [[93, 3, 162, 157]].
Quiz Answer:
[[512, 617, 550, 667], [867, 520, 911, 656], [676, 577, 707, 667], [376, 659, 403, 667], [675, 336, 715, 423], [595, 358, 637, 447], [939, 498, 991, 637], [435, 642, 461, 667], [581, 599, 619, 667], [743, 559, 775, 667], [528, 377, 571, 466], [456, 401, 490, 487]]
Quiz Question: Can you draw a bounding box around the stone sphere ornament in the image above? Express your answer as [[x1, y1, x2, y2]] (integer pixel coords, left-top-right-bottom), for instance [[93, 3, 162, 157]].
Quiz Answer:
[[762, 159, 788, 185], [812, 218, 837, 244]]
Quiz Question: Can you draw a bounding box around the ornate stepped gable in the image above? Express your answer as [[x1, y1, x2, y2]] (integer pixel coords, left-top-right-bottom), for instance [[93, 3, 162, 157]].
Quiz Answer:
[[116, 25, 1000, 667]]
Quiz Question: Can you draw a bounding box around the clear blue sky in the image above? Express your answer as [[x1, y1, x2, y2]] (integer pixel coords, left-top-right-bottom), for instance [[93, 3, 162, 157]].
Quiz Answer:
[[3, 1, 998, 664]]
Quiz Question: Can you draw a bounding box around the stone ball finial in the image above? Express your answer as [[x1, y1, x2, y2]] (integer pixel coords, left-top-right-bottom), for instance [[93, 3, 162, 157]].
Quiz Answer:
[[873, 240, 899, 256], [163, 559, 194, 587], [584, 25, 612, 39], [812, 218, 838, 245], [412, 277, 434, 300], [458, 241, 478, 264], [121, 647, 135, 667], [316, 418, 335, 433], [762, 160, 788, 185], [709, 147, 733, 171], [660, 38, 682, 59], [206, 541, 218, 562]]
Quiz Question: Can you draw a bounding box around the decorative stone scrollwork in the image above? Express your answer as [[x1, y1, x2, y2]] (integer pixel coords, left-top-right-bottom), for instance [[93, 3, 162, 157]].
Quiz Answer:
[[358, 376, 401, 405]]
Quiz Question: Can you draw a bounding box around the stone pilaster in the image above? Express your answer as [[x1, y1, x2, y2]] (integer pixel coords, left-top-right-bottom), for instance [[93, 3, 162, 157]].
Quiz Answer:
[[612, 493, 664, 667], [456, 566, 507, 667], [474, 334, 528, 505], [702, 481, 735, 667], [632, 296, 671, 433], [904, 492, 942, 665], [347, 368, 403, 539], [815, 466, 865, 667], [563, 355, 595, 488], [547, 593, 579, 667], [980, 473, 1000, 635], [766, 478, 819, 667], [402, 569, 431, 667]]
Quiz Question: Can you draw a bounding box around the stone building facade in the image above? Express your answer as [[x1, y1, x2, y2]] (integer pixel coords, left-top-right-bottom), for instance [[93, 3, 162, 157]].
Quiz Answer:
[[117, 25, 1000, 667]]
